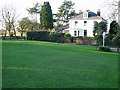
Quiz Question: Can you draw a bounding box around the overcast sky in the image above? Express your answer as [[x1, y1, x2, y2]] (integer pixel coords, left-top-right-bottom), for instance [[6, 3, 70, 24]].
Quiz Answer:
[[0, 0, 107, 19]]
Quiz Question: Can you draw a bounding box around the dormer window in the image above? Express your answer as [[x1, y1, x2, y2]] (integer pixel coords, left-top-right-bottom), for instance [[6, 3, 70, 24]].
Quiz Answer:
[[83, 11, 88, 18]]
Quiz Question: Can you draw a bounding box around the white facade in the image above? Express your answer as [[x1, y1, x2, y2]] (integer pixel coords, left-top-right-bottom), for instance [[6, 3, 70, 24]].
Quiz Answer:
[[68, 11, 103, 37]]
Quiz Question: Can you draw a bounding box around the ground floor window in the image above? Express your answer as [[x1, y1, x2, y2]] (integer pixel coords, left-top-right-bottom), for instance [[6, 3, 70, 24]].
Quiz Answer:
[[74, 31, 77, 36], [84, 30, 87, 37], [78, 31, 79, 36]]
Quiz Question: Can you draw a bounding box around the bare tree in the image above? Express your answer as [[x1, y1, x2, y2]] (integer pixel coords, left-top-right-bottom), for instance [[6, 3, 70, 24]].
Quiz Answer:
[[109, 0, 120, 24], [1, 5, 18, 36]]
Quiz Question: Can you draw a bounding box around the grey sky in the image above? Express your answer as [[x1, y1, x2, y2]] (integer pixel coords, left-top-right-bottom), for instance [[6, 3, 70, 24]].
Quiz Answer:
[[0, 0, 105, 19]]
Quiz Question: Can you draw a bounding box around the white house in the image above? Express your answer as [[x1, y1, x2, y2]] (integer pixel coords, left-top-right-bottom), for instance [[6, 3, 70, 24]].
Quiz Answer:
[[67, 10, 104, 37]]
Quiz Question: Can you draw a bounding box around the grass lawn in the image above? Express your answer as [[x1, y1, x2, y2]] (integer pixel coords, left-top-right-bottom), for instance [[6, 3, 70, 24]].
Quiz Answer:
[[2, 41, 118, 88]]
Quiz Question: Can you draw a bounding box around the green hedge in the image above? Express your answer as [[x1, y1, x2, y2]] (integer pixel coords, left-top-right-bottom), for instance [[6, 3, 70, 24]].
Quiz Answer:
[[27, 31, 50, 41], [27, 31, 65, 42]]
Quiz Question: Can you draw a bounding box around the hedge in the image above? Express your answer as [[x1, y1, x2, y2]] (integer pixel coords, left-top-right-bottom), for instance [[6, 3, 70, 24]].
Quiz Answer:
[[27, 31, 65, 42], [27, 31, 50, 41]]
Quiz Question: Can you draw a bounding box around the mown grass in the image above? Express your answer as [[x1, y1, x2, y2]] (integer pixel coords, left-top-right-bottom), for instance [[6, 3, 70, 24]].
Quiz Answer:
[[2, 41, 118, 88]]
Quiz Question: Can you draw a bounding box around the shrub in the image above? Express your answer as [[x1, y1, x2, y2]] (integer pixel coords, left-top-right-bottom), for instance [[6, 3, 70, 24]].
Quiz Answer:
[[64, 33, 71, 38], [83, 37, 95, 45], [76, 37, 83, 45], [97, 46, 110, 52], [27, 31, 50, 41], [49, 32, 59, 42], [57, 33, 65, 43]]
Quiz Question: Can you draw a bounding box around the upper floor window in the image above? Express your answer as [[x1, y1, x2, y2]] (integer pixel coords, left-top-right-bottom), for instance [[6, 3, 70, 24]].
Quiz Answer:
[[83, 11, 88, 18], [74, 21, 78, 26], [84, 21, 87, 26]]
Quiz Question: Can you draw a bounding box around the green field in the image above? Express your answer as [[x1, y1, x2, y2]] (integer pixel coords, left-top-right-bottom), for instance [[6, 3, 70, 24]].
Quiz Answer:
[[2, 41, 118, 88]]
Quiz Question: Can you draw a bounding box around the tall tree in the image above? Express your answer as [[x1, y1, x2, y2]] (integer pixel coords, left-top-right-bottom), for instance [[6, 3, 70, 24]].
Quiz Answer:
[[56, 0, 75, 25], [27, 2, 41, 30], [1, 5, 18, 36], [40, 2, 53, 30]]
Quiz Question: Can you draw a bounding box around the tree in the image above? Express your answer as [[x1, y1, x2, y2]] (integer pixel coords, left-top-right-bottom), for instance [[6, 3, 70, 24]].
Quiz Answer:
[[18, 17, 29, 36], [112, 29, 120, 52], [40, 2, 53, 30], [1, 5, 18, 36], [98, 21, 107, 34], [93, 21, 99, 36], [109, 20, 119, 35], [56, 0, 75, 25], [107, 0, 120, 24], [93, 21, 107, 35], [18, 17, 40, 33], [27, 2, 41, 30]]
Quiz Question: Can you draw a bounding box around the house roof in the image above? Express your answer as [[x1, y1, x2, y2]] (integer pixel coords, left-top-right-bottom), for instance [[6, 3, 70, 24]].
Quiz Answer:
[[70, 10, 103, 20]]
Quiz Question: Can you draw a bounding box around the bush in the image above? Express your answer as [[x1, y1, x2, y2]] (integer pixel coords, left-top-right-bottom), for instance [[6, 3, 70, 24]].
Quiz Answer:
[[57, 33, 65, 43], [27, 31, 50, 41], [83, 37, 95, 45], [49, 32, 59, 42], [64, 33, 71, 38], [97, 46, 110, 52], [76, 37, 83, 45]]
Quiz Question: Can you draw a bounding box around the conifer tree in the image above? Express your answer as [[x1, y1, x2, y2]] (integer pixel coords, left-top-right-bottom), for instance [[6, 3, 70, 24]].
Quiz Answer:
[[40, 2, 53, 30]]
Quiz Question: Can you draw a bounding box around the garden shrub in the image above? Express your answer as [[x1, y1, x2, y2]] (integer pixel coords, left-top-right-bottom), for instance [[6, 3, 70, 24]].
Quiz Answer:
[[64, 33, 71, 43], [57, 33, 65, 43], [97, 46, 110, 52], [49, 32, 59, 42], [76, 36, 83, 45], [64, 33, 71, 38], [83, 37, 95, 45]]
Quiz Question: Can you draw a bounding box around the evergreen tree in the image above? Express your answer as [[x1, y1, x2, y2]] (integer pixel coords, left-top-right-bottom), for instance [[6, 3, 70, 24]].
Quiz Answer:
[[109, 21, 119, 35], [56, 0, 75, 25], [98, 21, 107, 34], [40, 2, 53, 30]]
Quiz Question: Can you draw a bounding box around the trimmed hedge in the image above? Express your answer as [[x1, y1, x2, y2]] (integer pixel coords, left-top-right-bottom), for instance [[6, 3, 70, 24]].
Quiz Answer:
[[27, 31, 50, 41], [27, 31, 66, 43]]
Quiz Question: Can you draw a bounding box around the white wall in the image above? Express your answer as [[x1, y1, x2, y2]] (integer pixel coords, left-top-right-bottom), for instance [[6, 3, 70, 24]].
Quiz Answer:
[[69, 19, 102, 37]]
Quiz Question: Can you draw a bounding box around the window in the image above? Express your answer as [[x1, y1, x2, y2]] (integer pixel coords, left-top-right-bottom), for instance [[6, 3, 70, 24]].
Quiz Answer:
[[84, 13, 88, 17], [83, 12, 88, 18], [78, 31, 79, 36], [74, 31, 77, 36], [84, 21, 87, 26], [74, 21, 78, 26], [84, 30, 87, 37]]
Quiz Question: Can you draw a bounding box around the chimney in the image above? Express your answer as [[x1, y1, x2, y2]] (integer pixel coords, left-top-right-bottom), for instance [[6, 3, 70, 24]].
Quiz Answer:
[[97, 9, 100, 16]]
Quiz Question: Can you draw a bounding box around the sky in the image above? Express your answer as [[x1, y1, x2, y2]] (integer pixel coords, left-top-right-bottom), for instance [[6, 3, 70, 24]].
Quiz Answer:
[[0, 0, 106, 19]]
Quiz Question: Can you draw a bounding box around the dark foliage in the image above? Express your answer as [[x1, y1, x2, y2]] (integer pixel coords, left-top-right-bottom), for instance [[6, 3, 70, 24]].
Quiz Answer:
[[27, 31, 50, 41], [97, 46, 110, 52]]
